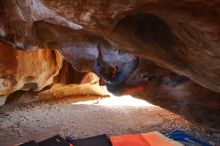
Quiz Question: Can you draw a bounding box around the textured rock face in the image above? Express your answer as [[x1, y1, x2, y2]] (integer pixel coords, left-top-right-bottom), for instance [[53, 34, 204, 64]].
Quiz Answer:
[[0, 41, 63, 96], [123, 59, 220, 130], [0, 41, 107, 104], [0, 0, 220, 130], [0, 0, 220, 93], [72, 42, 219, 130]]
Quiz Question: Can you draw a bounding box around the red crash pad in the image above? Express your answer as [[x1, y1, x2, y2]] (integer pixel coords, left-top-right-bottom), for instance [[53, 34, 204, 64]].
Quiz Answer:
[[110, 134, 151, 146], [110, 132, 183, 146]]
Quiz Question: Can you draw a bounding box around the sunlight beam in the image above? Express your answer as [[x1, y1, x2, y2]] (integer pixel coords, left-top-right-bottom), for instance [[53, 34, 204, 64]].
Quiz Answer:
[[72, 94, 155, 107]]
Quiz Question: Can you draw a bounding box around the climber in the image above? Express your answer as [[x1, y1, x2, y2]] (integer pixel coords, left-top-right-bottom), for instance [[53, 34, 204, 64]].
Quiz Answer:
[[94, 43, 139, 95]]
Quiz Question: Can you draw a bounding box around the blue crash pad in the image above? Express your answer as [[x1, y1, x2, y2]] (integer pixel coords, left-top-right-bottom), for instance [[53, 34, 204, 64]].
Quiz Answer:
[[167, 130, 211, 146]]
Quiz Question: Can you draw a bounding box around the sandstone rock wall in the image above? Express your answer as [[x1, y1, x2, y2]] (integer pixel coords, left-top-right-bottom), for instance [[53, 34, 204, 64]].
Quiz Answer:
[[0, 0, 220, 130], [0, 41, 106, 105], [54, 60, 86, 85], [0, 0, 220, 93], [0, 42, 63, 96]]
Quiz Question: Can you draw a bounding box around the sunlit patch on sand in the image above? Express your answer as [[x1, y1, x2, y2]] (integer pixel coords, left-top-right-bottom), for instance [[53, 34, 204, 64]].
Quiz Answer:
[[72, 94, 155, 107]]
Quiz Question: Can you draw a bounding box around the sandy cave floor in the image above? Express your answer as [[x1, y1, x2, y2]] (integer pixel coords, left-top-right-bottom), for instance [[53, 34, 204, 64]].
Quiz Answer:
[[0, 95, 220, 146]]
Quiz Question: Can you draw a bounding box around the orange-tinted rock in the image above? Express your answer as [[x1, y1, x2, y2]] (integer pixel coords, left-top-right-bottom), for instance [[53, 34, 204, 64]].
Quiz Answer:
[[0, 42, 63, 96], [39, 72, 107, 99], [38, 83, 109, 99], [54, 60, 86, 84], [0, 0, 220, 130], [80, 72, 100, 84], [0, 41, 105, 104], [0, 0, 220, 93]]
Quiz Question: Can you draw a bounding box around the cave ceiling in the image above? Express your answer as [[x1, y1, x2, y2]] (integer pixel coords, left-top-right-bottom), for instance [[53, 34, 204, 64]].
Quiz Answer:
[[0, 0, 220, 131]]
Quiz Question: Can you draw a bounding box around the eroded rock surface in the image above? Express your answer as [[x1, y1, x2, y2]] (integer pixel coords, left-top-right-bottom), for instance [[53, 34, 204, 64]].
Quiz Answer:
[[123, 59, 220, 130], [0, 0, 220, 130], [0, 0, 220, 92], [58, 40, 220, 130], [0, 41, 62, 96], [0, 41, 108, 104]]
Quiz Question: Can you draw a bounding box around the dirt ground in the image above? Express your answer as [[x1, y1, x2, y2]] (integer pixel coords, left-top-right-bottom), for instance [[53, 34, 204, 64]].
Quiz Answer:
[[0, 95, 219, 146]]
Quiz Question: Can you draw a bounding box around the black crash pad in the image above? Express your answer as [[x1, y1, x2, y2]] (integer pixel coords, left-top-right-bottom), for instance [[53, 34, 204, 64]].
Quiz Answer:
[[38, 135, 70, 146], [71, 134, 112, 146], [18, 140, 38, 146]]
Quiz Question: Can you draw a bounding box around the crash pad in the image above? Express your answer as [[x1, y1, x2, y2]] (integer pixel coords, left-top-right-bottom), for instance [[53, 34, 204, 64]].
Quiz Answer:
[[110, 134, 151, 146], [18, 141, 38, 146], [71, 134, 112, 146], [141, 132, 183, 146], [110, 132, 183, 146], [167, 130, 211, 146], [38, 135, 72, 146]]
